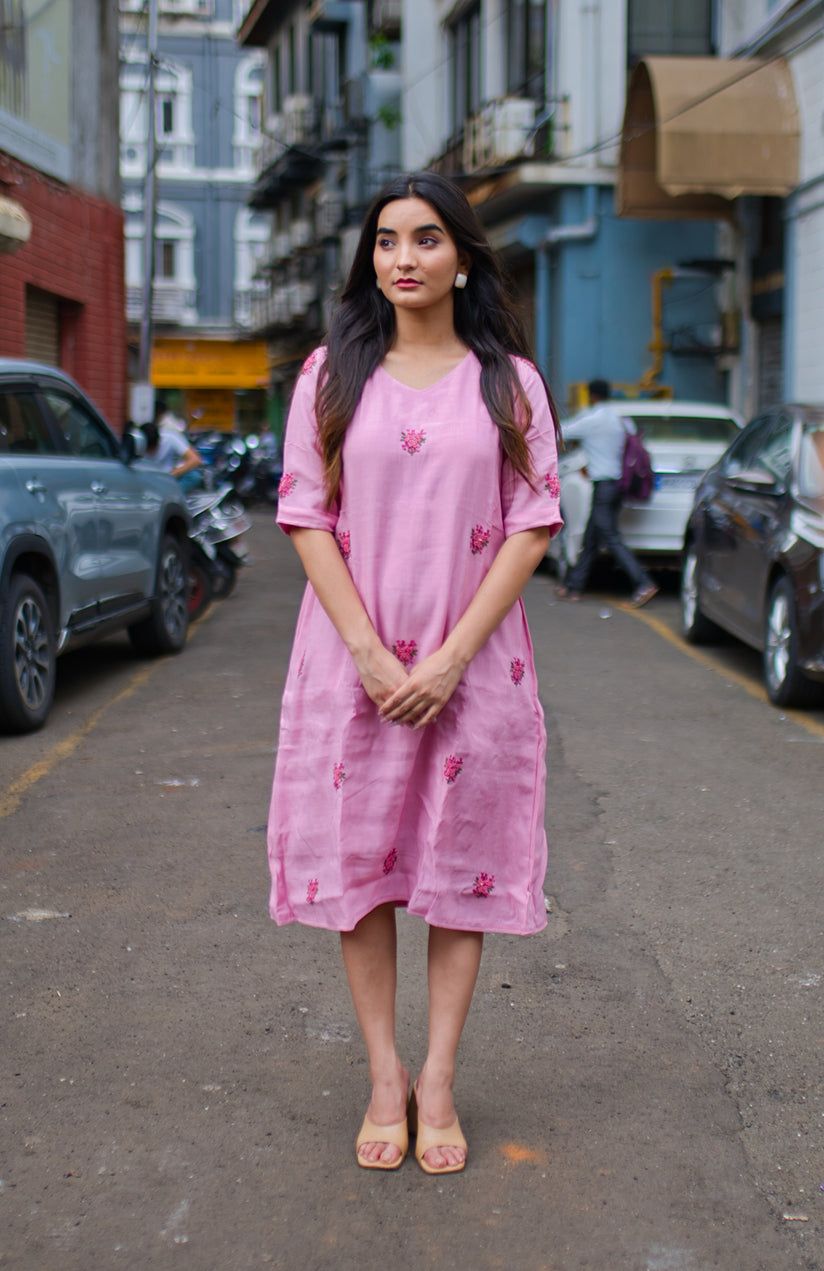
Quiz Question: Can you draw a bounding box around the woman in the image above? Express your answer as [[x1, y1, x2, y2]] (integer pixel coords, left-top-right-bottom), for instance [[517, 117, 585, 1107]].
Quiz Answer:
[[268, 172, 562, 1174]]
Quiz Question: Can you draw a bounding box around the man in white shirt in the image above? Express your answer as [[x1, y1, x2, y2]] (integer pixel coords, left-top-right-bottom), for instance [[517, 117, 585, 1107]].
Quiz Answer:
[[557, 379, 658, 607], [141, 422, 203, 492]]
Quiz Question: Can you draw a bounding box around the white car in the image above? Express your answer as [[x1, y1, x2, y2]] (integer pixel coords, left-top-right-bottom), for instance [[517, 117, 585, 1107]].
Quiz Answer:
[[550, 401, 743, 572]]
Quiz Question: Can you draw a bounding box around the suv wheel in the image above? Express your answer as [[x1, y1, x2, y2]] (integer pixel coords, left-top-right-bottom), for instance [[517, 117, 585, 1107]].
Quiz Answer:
[[128, 535, 189, 655], [0, 573, 56, 733]]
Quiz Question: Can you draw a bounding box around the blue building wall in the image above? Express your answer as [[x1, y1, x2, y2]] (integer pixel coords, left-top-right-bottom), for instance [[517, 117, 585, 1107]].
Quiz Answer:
[[552, 186, 727, 406]]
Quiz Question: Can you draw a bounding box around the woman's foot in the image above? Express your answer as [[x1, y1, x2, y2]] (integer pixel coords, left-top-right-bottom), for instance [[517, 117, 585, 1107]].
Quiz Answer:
[[356, 1061, 410, 1167], [412, 1070, 466, 1172]]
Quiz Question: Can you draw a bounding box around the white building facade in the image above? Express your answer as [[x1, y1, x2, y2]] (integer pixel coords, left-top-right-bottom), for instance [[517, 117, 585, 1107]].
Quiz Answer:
[[717, 0, 824, 409]]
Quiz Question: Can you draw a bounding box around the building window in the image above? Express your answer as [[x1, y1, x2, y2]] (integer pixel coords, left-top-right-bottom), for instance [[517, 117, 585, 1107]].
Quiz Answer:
[[506, 0, 545, 100], [157, 240, 176, 279], [234, 52, 265, 173], [451, 3, 481, 134], [627, 0, 713, 64], [120, 49, 195, 176], [159, 96, 175, 136]]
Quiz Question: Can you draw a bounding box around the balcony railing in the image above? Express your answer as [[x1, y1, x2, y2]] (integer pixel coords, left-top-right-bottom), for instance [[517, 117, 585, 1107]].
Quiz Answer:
[[462, 97, 537, 173], [247, 280, 319, 333], [126, 284, 196, 324], [234, 284, 269, 328], [370, 0, 401, 37]]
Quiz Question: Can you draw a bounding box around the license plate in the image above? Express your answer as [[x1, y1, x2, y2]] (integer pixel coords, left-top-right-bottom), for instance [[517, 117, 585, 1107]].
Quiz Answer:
[[655, 473, 700, 492]]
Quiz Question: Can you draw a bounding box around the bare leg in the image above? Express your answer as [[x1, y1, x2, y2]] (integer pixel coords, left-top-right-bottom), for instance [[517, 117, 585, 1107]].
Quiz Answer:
[[415, 925, 483, 1170], [340, 903, 409, 1165]]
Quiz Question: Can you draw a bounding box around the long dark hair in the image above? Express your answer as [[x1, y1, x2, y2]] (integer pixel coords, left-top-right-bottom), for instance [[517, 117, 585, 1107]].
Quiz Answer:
[[316, 171, 559, 505]]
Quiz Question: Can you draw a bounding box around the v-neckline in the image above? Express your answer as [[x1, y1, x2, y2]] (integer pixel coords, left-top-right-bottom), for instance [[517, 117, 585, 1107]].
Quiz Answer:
[[376, 351, 473, 393]]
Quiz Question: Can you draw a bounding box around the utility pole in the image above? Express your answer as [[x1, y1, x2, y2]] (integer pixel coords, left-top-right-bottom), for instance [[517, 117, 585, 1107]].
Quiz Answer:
[[135, 0, 159, 417]]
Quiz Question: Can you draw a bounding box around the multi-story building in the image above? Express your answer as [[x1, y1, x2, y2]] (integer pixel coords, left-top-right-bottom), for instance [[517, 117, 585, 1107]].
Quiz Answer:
[[0, 0, 126, 424], [403, 0, 738, 410], [714, 0, 823, 412], [237, 0, 402, 407], [120, 0, 271, 432]]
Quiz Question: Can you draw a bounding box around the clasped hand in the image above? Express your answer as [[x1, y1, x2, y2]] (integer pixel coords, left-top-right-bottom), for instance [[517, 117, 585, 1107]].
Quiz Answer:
[[355, 642, 464, 729]]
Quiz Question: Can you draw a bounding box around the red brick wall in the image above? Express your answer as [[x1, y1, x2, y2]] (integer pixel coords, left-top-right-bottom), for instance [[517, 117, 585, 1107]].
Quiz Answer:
[[0, 153, 127, 430]]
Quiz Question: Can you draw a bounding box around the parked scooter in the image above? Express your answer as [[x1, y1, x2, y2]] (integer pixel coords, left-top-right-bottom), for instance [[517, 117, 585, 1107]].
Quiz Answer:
[[186, 485, 251, 620]]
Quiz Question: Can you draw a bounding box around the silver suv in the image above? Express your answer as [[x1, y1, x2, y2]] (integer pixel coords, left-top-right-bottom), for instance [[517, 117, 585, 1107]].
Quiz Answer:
[[0, 360, 191, 733]]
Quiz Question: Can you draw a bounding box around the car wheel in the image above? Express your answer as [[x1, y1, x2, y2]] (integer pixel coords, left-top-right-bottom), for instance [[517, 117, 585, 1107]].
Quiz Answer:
[[763, 577, 821, 708], [128, 534, 189, 655], [681, 544, 721, 644], [188, 558, 213, 621], [0, 573, 56, 733]]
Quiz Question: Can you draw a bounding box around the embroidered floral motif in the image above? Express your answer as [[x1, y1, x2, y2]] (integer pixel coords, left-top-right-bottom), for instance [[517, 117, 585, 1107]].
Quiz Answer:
[[510, 657, 525, 686], [383, 847, 398, 875], [337, 530, 351, 560], [443, 754, 463, 784], [469, 524, 491, 555], [278, 472, 297, 498], [472, 872, 495, 898], [301, 349, 319, 376], [400, 428, 426, 455], [544, 472, 561, 499], [333, 762, 347, 790], [392, 639, 418, 667], [307, 878, 319, 904]]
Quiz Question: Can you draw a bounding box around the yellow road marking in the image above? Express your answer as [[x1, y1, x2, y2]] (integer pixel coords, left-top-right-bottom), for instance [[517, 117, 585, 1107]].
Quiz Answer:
[[0, 664, 157, 821], [626, 606, 824, 741]]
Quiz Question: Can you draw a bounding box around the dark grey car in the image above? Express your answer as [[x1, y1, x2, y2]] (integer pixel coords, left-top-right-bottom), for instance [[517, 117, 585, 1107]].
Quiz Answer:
[[0, 360, 191, 733], [681, 404, 824, 708]]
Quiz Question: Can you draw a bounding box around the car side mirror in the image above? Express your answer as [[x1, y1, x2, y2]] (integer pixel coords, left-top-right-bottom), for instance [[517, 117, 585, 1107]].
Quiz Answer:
[[726, 468, 781, 494], [120, 430, 146, 465]]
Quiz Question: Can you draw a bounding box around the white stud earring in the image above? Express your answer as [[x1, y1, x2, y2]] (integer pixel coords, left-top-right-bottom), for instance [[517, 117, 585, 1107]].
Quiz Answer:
[[454, 272, 468, 290], [376, 278, 381, 290]]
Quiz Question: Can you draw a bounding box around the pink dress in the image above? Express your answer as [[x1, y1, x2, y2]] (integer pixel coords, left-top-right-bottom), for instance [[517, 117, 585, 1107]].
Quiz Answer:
[[268, 349, 562, 935]]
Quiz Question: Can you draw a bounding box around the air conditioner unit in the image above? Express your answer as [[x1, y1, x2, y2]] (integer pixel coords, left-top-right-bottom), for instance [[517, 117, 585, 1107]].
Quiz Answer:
[[316, 195, 343, 238], [283, 94, 316, 146], [290, 219, 312, 249], [273, 231, 292, 260], [288, 280, 317, 317], [462, 97, 536, 173]]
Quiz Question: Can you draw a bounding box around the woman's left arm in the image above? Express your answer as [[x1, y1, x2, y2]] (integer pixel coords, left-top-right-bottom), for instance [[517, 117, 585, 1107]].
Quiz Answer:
[[379, 526, 550, 727]]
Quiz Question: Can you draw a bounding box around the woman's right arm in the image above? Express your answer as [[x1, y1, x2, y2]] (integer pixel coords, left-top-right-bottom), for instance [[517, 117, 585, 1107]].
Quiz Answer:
[[290, 527, 407, 707]]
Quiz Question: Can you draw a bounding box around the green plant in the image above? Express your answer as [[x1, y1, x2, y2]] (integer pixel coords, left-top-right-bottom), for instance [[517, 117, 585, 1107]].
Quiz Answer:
[[369, 33, 395, 70]]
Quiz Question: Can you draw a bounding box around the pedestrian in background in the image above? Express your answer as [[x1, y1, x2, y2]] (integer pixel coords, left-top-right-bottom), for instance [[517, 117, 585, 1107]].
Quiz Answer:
[[140, 421, 203, 492], [557, 378, 658, 607], [267, 172, 562, 1174]]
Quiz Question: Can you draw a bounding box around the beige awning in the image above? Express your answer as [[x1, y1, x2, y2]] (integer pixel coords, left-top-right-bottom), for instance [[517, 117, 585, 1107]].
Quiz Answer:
[[0, 196, 31, 254], [617, 57, 800, 220]]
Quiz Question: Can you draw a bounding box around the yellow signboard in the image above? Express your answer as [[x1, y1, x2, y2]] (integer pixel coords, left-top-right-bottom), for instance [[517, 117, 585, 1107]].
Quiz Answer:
[[152, 338, 269, 389]]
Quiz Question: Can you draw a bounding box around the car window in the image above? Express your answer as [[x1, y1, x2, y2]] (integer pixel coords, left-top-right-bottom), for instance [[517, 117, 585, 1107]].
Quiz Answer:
[[43, 390, 117, 460], [756, 418, 794, 485], [625, 414, 740, 443], [0, 390, 58, 455], [798, 427, 824, 499], [723, 418, 774, 475]]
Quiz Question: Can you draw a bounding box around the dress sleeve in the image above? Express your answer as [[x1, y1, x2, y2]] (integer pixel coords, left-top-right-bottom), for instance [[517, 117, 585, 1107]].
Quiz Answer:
[[275, 348, 339, 535], [501, 359, 564, 539]]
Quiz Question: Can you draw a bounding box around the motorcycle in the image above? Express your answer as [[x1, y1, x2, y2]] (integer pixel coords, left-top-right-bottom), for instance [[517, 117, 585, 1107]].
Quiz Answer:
[[186, 485, 251, 620]]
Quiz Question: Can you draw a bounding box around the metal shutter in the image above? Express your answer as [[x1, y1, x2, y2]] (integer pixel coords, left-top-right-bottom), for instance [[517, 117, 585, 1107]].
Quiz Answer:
[[25, 288, 60, 365]]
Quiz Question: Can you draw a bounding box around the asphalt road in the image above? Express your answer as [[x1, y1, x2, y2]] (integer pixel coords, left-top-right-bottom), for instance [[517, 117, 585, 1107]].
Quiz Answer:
[[2, 514, 823, 1271]]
